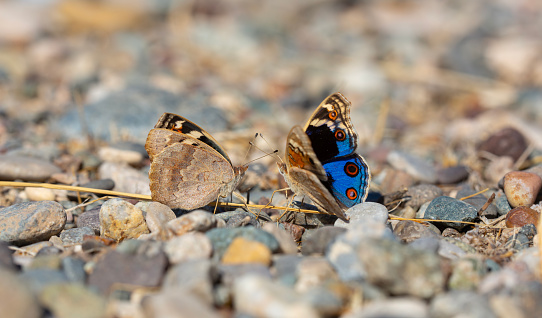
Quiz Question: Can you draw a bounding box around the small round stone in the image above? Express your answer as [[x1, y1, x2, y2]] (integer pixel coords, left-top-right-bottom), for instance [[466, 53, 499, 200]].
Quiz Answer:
[[99, 198, 149, 241], [24, 187, 56, 201], [503, 171, 542, 208], [477, 127, 528, 161], [505, 206, 540, 228], [221, 237, 272, 265], [335, 202, 389, 228], [424, 196, 478, 231]]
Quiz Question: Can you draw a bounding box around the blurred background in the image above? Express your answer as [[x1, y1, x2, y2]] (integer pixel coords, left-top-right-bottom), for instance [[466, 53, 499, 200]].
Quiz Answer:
[[0, 0, 541, 193]]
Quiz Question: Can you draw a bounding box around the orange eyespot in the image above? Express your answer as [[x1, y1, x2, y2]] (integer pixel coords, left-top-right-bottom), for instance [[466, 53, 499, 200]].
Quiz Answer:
[[344, 162, 359, 176], [346, 188, 358, 200], [335, 129, 346, 141], [329, 110, 338, 120]]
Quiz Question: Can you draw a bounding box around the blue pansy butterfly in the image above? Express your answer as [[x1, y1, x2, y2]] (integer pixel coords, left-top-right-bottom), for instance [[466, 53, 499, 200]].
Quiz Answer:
[[278, 92, 371, 221]]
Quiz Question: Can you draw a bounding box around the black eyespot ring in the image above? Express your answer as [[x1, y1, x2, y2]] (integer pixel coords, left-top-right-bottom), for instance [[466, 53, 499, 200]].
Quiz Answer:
[[344, 162, 359, 177]]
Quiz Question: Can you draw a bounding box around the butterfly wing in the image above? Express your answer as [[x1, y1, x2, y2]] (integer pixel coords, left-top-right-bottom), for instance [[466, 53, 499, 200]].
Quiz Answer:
[[285, 126, 327, 181], [285, 166, 348, 222], [322, 154, 371, 208], [304, 93, 358, 163], [154, 113, 233, 166], [148, 138, 237, 210]]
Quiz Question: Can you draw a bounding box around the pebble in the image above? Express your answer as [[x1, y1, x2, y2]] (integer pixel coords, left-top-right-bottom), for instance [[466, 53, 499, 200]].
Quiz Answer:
[[62, 256, 86, 283], [379, 168, 416, 193], [448, 256, 487, 290], [456, 186, 498, 217], [167, 210, 217, 236], [301, 226, 347, 255], [405, 184, 443, 210], [494, 193, 512, 216], [0, 155, 61, 181], [205, 227, 280, 261], [164, 231, 213, 264], [430, 290, 497, 318], [356, 238, 444, 298], [28, 254, 62, 270], [436, 165, 469, 184], [87, 247, 168, 294], [222, 237, 272, 265], [519, 224, 537, 240], [424, 196, 478, 231], [98, 162, 151, 195], [162, 259, 214, 305], [98, 145, 144, 165], [326, 238, 367, 282], [59, 227, 94, 245], [0, 242, 16, 271], [393, 220, 440, 243], [387, 150, 437, 183], [409, 237, 441, 254], [0, 268, 41, 318], [39, 283, 107, 318], [262, 223, 298, 254], [273, 254, 303, 286], [335, 202, 389, 228], [20, 269, 70, 293], [301, 285, 345, 317], [505, 233, 530, 251], [233, 275, 319, 318], [136, 201, 176, 236], [0, 201, 66, 246], [477, 127, 528, 162], [24, 187, 56, 201], [345, 298, 429, 318], [505, 206, 540, 228], [295, 256, 338, 293], [99, 198, 149, 241], [75, 207, 100, 234], [503, 171, 542, 208], [142, 288, 221, 318]]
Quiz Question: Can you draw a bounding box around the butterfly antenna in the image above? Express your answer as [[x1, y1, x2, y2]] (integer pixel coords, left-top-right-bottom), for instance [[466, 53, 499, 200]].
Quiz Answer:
[[257, 133, 285, 164], [242, 133, 259, 163], [244, 150, 279, 165]]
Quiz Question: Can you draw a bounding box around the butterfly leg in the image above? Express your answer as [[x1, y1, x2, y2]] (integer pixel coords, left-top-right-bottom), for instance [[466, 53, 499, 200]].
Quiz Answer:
[[277, 193, 297, 223]]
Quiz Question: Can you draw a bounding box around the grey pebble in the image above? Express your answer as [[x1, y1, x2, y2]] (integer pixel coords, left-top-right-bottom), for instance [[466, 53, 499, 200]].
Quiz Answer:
[[405, 184, 443, 210], [163, 259, 215, 305], [0, 155, 61, 182], [394, 220, 440, 243], [457, 186, 498, 218], [387, 150, 437, 183], [0, 201, 66, 246], [494, 193, 512, 216], [301, 226, 347, 255], [60, 227, 94, 245], [335, 202, 389, 228], [424, 196, 478, 231], [75, 207, 100, 234], [345, 298, 429, 318], [430, 291, 497, 318], [436, 165, 469, 184], [62, 257, 86, 283]]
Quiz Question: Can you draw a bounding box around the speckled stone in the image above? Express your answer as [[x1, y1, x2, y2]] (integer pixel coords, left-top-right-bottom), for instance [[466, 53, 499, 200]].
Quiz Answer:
[[0, 201, 66, 246], [99, 198, 149, 241], [503, 171, 542, 208], [424, 196, 478, 231]]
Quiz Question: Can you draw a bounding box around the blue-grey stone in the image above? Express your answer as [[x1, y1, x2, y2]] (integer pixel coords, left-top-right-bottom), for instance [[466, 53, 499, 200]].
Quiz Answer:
[[62, 257, 86, 283], [301, 226, 347, 255], [206, 227, 279, 261], [457, 186, 498, 218], [20, 269, 69, 293], [60, 227, 95, 245], [387, 150, 437, 183], [409, 237, 441, 254], [53, 85, 228, 142], [494, 194, 512, 216], [424, 196, 478, 231], [272, 254, 303, 286]]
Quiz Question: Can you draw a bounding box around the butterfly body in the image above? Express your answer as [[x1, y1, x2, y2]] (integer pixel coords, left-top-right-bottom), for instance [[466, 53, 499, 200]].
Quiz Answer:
[[145, 113, 246, 210], [279, 93, 371, 221]]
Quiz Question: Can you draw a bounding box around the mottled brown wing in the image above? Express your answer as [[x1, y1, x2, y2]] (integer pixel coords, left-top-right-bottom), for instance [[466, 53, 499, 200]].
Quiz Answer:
[[148, 140, 237, 210], [285, 126, 327, 181]]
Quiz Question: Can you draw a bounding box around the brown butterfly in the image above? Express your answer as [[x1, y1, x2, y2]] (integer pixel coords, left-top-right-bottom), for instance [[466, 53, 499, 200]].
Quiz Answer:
[[145, 113, 247, 210]]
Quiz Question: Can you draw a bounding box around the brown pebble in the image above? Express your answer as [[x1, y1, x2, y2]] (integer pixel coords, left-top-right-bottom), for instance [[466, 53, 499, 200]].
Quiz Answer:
[[503, 171, 542, 208], [477, 127, 527, 162], [505, 206, 540, 228]]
